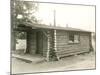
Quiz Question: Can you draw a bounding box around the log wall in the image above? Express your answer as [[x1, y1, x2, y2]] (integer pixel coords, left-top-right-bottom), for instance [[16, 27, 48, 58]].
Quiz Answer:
[[56, 30, 91, 58], [26, 29, 91, 58]]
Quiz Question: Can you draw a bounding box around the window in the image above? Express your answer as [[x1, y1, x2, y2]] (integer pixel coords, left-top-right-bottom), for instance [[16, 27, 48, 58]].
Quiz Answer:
[[68, 34, 80, 43]]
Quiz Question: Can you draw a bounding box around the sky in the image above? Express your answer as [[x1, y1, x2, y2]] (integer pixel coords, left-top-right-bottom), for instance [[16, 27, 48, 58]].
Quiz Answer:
[[33, 2, 95, 32]]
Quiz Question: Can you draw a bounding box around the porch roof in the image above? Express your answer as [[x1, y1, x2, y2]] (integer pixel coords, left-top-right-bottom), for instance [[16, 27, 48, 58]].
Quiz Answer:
[[19, 22, 91, 32]]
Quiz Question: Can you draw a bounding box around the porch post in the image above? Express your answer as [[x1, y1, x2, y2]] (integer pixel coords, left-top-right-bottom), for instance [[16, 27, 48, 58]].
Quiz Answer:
[[26, 31, 30, 53], [11, 31, 16, 51]]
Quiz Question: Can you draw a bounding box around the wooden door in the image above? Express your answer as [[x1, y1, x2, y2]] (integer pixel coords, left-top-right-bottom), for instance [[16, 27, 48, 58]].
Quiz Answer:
[[36, 32, 43, 55]]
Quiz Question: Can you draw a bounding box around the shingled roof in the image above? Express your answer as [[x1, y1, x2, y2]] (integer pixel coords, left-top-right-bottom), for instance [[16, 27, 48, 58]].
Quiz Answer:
[[19, 22, 91, 32]]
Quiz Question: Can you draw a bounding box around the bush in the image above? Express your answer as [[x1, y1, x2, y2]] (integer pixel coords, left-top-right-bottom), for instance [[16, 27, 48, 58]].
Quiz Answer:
[[49, 48, 58, 61]]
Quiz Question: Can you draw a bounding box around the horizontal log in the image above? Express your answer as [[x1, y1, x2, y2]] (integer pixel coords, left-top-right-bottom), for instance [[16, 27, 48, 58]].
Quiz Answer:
[[57, 44, 81, 47], [56, 43, 68, 45], [56, 41, 67, 43], [56, 37, 67, 39], [56, 40, 68, 42], [57, 49, 89, 54], [58, 50, 90, 58], [57, 48, 82, 51]]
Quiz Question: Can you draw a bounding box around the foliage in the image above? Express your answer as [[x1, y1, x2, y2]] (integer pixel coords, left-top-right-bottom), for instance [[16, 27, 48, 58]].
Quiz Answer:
[[16, 32, 26, 39], [11, 0, 39, 26], [11, 0, 39, 40], [49, 48, 58, 61]]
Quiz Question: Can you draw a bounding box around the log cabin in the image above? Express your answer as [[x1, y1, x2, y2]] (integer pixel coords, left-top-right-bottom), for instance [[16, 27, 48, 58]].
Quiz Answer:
[[13, 22, 93, 61]]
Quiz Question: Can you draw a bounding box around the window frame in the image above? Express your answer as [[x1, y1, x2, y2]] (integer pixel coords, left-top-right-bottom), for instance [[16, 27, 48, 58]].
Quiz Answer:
[[68, 32, 80, 44]]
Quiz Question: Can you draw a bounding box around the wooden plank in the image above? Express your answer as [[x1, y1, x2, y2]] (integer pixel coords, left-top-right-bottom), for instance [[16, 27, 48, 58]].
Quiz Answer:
[[58, 50, 90, 58]]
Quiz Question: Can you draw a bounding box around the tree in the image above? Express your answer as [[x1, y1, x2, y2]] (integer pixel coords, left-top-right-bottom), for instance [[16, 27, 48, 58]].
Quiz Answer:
[[11, 0, 39, 50], [12, 0, 38, 26]]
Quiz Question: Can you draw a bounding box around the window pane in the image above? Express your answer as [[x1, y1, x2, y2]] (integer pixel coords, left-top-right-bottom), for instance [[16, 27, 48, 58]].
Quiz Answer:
[[69, 34, 74, 43], [74, 35, 79, 43]]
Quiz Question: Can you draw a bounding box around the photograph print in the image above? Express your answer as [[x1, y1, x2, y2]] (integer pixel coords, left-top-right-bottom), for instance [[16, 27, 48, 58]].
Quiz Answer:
[[11, 0, 96, 74]]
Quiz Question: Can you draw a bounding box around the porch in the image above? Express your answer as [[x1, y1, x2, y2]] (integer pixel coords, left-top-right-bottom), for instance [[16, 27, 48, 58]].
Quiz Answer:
[[12, 53, 46, 63], [12, 23, 59, 61]]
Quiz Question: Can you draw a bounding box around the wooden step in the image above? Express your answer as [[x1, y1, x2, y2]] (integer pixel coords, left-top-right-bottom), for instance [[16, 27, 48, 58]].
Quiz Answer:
[[12, 54, 46, 63]]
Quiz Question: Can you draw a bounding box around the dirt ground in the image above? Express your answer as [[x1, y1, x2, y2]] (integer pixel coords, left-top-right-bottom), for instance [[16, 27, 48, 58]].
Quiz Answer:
[[12, 38, 96, 74], [11, 51, 95, 74]]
